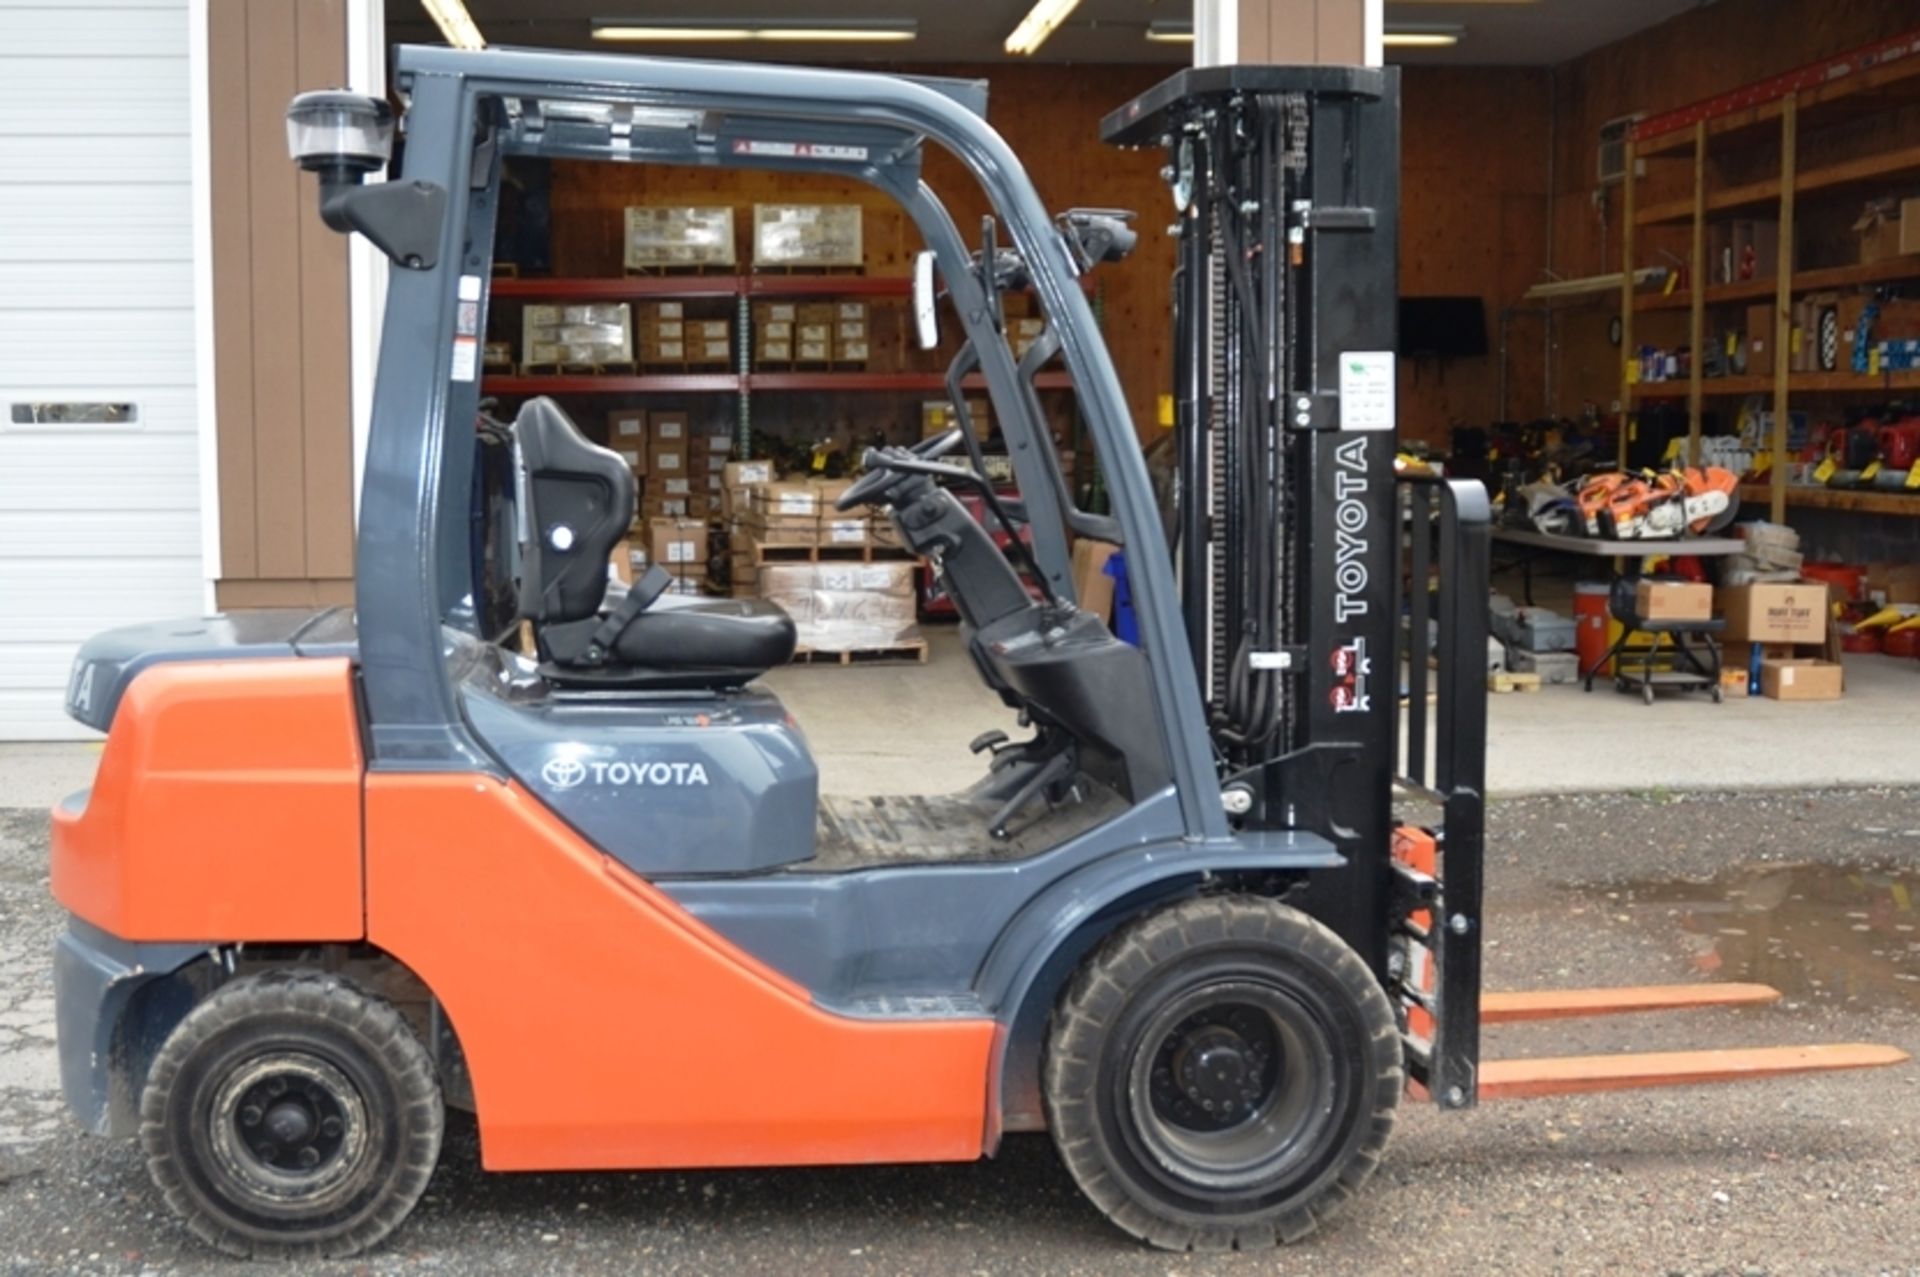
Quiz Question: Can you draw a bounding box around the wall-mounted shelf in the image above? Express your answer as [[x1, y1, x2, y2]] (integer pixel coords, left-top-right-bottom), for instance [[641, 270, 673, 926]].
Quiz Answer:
[[1617, 25, 1920, 524], [1633, 254, 1920, 314], [1630, 369, 1920, 401], [1636, 144, 1920, 227]]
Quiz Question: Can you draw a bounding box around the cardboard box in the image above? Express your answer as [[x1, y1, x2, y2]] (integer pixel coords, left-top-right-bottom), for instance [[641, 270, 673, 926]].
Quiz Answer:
[[821, 517, 870, 547], [1760, 658, 1843, 701], [1854, 198, 1919, 264], [754, 480, 818, 518], [812, 478, 854, 518], [836, 340, 870, 363], [754, 302, 797, 324], [1719, 667, 1750, 698], [757, 340, 793, 363], [1721, 581, 1828, 643], [645, 476, 693, 499], [651, 413, 688, 441], [1071, 539, 1120, 624], [648, 517, 709, 569], [609, 537, 635, 587], [610, 408, 647, 440], [647, 319, 685, 340], [1635, 580, 1713, 622], [798, 323, 831, 344], [725, 459, 775, 488], [836, 301, 869, 323], [796, 339, 830, 363]]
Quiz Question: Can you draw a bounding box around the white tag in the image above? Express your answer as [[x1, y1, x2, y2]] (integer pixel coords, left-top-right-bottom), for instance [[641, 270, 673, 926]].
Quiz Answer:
[[828, 521, 865, 543], [617, 418, 642, 436], [667, 541, 693, 564], [1249, 650, 1293, 671], [1338, 351, 1395, 431], [450, 336, 478, 383], [458, 274, 482, 302], [778, 494, 813, 514]]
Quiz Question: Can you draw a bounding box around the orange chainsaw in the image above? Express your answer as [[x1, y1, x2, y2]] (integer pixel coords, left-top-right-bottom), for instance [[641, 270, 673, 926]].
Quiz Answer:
[[1572, 466, 1740, 539]]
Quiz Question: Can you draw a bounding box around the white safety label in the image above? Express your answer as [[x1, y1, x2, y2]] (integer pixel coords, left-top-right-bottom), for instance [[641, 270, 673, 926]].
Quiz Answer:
[[1338, 351, 1395, 431]]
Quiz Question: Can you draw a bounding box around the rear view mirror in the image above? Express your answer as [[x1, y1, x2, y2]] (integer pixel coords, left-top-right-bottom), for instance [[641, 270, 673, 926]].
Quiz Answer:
[[912, 250, 939, 351]]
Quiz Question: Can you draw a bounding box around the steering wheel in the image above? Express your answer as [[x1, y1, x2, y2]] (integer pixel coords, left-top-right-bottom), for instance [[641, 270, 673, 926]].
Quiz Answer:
[[835, 427, 968, 511]]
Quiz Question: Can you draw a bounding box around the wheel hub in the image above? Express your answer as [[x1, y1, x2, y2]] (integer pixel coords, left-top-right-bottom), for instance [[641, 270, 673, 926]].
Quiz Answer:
[[207, 1051, 369, 1205]]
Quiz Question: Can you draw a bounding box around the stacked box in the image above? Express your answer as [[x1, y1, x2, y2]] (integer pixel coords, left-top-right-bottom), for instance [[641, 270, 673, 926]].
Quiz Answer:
[[757, 561, 919, 652], [679, 317, 731, 367], [747, 479, 819, 545], [833, 301, 869, 367], [641, 412, 690, 518], [752, 204, 863, 269], [637, 301, 686, 367], [609, 409, 648, 479], [922, 398, 990, 441], [753, 301, 797, 367], [794, 302, 834, 366], [523, 302, 632, 368], [623, 206, 735, 271], [482, 341, 514, 372], [648, 517, 709, 593], [721, 460, 777, 596], [813, 477, 865, 548]]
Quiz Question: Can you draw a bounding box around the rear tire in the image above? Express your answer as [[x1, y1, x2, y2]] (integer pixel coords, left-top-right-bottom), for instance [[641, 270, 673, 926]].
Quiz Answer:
[[139, 971, 443, 1259], [1042, 895, 1401, 1251]]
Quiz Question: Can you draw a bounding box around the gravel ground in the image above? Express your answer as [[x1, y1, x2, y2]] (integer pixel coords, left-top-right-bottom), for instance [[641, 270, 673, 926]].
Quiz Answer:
[[3, 789, 1920, 1276]]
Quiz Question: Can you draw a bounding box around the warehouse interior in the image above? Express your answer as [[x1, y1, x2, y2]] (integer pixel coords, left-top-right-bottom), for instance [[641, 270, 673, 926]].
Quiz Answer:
[[300, 0, 1913, 767]]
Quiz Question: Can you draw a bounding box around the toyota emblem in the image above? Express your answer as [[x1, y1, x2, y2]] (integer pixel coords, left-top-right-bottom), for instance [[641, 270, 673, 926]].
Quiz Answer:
[[542, 757, 587, 790]]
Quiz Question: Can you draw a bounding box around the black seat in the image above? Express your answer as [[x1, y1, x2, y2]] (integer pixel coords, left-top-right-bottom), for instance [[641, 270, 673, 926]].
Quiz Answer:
[[512, 397, 795, 688]]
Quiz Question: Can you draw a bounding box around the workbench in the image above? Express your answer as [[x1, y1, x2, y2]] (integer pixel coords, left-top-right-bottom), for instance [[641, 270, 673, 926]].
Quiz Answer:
[[1491, 527, 1746, 605]]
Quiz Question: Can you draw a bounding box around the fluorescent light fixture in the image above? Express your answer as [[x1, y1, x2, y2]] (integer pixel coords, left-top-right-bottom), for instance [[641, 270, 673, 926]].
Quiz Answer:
[[592, 18, 917, 43], [1384, 23, 1464, 47], [1005, 0, 1081, 56], [1145, 20, 1193, 43], [420, 0, 484, 50]]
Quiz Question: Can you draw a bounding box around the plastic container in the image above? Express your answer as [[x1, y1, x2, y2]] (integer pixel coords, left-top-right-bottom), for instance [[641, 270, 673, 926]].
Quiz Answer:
[[1801, 561, 1865, 601], [1574, 582, 1611, 677]]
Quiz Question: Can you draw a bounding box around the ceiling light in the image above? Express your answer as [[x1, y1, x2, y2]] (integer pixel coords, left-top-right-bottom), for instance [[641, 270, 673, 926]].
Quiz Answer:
[[1145, 21, 1193, 43], [1384, 24, 1464, 47], [420, 0, 484, 50], [1005, 0, 1082, 56], [592, 19, 917, 43]]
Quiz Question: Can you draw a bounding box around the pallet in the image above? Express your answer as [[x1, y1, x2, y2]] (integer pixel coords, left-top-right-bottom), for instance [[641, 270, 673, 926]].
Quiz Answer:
[[522, 360, 637, 377], [748, 540, 917, 566], [1489, 671, 1543, 694], [751, 264, 864, 276], [790, 639, 928, 667]]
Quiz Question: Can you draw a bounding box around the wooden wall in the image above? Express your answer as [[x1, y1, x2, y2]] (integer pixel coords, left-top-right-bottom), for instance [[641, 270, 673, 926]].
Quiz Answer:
[[1548, 0, 1920, 415], [209, 0, 354, 608], [1398, 67, 1552, 444]]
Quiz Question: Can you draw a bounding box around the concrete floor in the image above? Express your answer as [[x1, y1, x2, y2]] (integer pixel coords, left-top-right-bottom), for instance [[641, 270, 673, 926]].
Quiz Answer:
[[2, 622, 1916, 804]]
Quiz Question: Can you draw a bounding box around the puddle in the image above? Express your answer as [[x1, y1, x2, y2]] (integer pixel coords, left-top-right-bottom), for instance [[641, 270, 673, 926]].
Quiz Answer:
[[1610, 863, 1920, 1011]]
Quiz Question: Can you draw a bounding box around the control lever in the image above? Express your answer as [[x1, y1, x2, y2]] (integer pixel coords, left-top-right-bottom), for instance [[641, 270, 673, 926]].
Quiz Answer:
[[968, 729, 1011, 755]]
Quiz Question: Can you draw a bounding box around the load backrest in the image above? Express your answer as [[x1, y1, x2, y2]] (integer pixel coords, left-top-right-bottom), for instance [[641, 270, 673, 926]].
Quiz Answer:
[[512, 397, 635, 624]]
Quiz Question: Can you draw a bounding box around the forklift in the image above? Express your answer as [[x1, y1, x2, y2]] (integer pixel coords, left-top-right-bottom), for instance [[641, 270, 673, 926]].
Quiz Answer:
[[49, 45, 1902, 1259]]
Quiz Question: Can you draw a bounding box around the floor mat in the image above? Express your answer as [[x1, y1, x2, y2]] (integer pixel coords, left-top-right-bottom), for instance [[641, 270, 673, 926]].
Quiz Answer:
[[808, 782, 1128, 871]]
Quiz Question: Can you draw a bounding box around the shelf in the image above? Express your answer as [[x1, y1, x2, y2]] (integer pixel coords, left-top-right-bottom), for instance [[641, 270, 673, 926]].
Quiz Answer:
[[1637, 35, 1920, 158], [1631, 369, 1920, 401], [1634, 254, 1920, 313], [1737, 482, 1920, 516], [483, 373, 741, 395], [489, 275, 744, 300], [484, 371, 1077, 396], [1636, 144, 1920, 227]]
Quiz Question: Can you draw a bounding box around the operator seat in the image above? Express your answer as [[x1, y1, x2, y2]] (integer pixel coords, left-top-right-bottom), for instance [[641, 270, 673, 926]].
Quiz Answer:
[[512, 397, 795, 689]]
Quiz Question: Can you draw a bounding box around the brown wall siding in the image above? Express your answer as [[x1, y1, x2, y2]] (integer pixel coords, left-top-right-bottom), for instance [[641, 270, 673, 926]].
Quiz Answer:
[[209, 0, 353, 609]]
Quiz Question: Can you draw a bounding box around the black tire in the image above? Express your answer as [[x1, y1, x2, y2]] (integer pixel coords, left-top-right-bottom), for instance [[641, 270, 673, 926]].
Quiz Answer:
[[139, 971, 443, 1259], [1042, 895, 1401, 1251]]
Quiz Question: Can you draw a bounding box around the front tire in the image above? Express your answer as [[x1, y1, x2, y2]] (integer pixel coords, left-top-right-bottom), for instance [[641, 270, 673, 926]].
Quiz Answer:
[[139, 971, 443, 1259], [1042, 895, 1401, 1251]]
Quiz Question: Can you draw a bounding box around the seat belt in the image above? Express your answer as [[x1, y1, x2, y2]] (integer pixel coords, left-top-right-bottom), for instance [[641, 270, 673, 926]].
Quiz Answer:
[[582, 564, 674, 665]]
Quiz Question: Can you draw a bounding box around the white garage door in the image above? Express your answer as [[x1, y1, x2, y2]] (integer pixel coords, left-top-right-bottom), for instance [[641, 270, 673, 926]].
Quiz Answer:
[[0, 0, 204, 740]]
